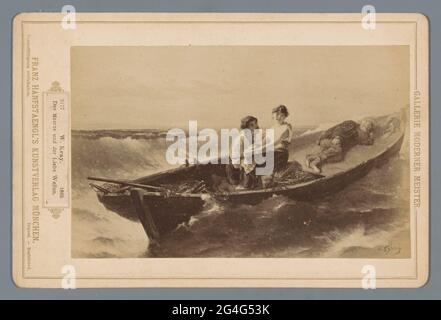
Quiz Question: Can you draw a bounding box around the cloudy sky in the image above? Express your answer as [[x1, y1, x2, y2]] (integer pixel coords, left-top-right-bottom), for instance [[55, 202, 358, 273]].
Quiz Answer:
[[71, 46, 409, 130]]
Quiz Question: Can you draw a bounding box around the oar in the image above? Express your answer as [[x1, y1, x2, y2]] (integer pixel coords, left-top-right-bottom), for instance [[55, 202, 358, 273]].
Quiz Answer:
[[87, 176, 167, 192]]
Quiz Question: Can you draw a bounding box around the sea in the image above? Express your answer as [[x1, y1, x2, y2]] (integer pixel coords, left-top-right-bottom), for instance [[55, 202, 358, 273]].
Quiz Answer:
[[71, 127, 410, 258]]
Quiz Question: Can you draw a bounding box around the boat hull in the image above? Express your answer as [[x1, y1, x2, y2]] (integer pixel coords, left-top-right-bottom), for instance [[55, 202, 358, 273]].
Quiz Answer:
[[98, 192, 205, 236]]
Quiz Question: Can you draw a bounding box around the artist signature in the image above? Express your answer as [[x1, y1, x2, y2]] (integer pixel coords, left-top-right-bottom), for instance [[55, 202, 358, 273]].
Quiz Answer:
[[381, 245, 402, 256]]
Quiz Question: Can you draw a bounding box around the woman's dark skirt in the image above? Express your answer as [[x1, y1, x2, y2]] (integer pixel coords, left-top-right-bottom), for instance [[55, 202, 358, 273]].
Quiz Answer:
[[273, 149, 289, 173]]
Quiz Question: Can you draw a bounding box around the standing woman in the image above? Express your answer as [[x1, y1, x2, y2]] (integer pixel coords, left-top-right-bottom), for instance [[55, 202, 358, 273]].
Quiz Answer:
[[270, 105, 293, 173]]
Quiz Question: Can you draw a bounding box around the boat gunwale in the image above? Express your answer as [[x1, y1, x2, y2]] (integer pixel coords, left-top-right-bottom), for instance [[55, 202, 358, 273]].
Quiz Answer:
[[118, 131, 404, 199]]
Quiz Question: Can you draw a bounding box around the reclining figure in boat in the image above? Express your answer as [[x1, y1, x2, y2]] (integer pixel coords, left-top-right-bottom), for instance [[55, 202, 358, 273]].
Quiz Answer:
[[305, 119, 375, 173]]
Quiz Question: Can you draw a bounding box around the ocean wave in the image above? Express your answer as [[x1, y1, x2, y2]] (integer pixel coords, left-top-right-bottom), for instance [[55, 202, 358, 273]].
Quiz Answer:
[[71, 129, 410, 258], [72, 129, 168, 140]]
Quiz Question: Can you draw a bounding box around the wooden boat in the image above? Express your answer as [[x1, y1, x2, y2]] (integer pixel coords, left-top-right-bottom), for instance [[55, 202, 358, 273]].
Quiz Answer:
[[89, 118, 405, 242]]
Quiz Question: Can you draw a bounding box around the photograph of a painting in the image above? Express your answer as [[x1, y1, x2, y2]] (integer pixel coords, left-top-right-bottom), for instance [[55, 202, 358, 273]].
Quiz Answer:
[[71, 45, 410, 259]]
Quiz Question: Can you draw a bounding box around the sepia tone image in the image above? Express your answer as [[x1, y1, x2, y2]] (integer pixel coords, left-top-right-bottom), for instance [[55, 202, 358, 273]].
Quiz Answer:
[[71, 45, 410, 259]]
